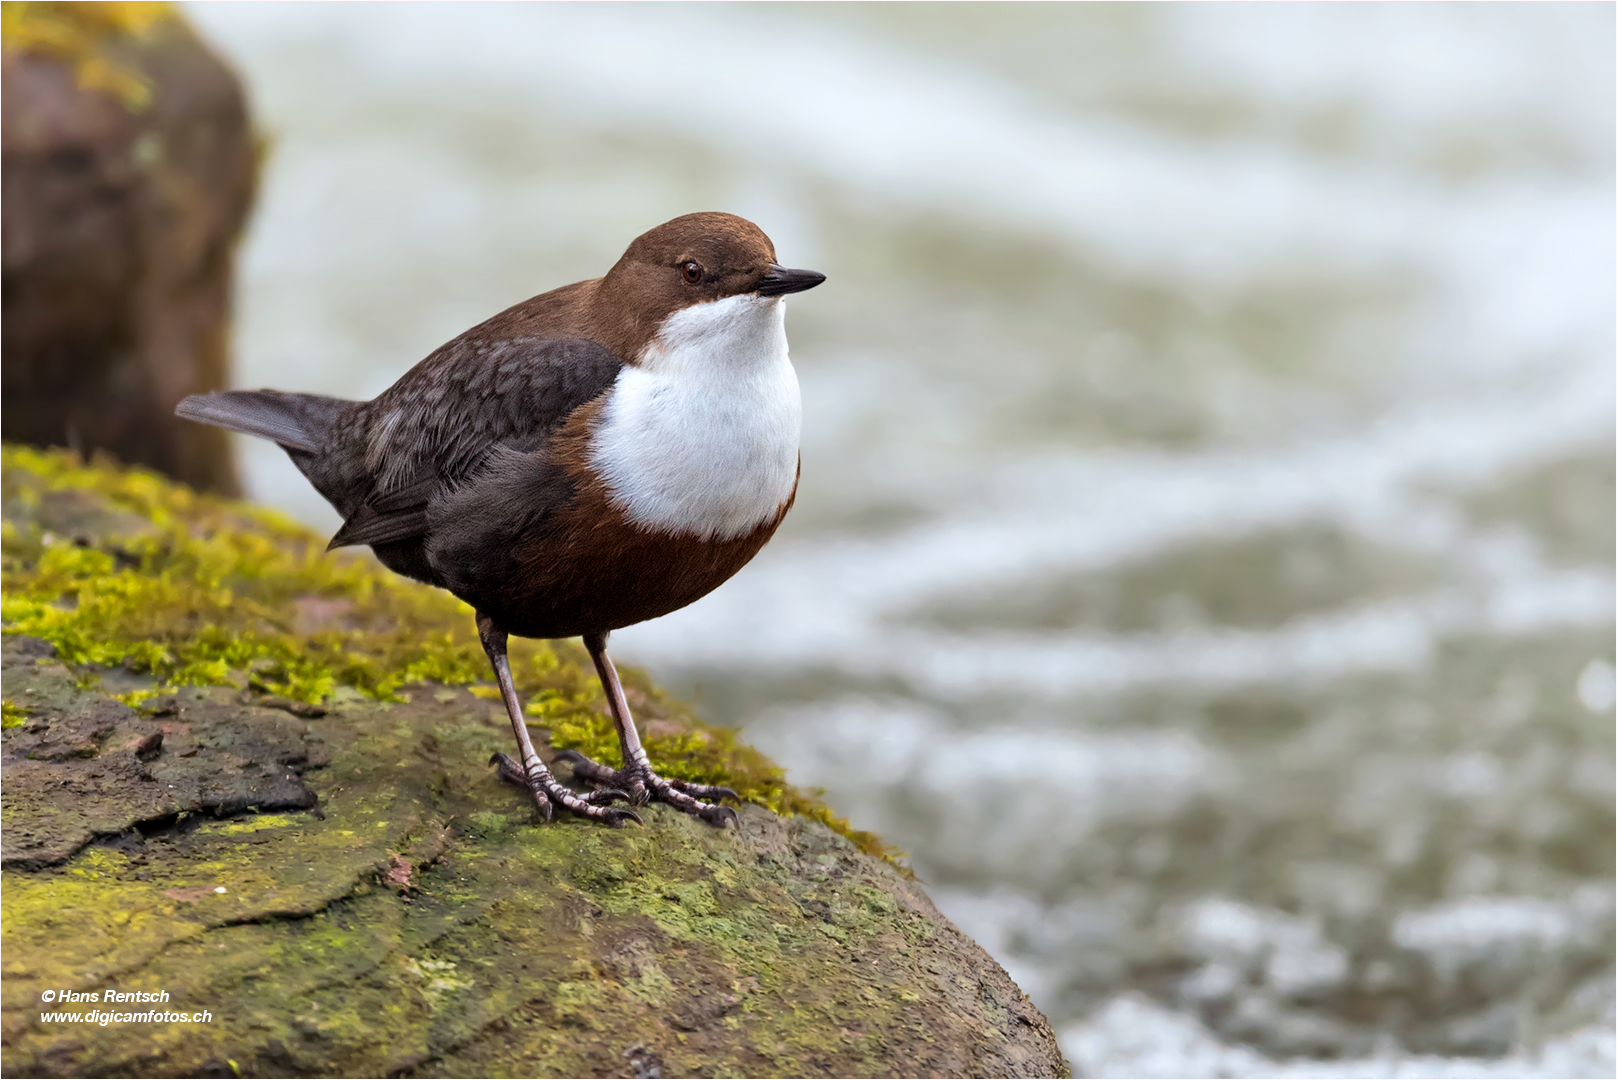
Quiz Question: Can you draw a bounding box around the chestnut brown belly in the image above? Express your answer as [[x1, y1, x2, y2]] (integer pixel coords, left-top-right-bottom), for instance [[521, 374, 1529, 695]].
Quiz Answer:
[[482, 485, 791, 640]]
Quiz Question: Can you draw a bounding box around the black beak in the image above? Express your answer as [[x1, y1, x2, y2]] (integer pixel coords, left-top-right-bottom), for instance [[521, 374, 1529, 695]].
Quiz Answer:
[[757, 265, 826, 297]]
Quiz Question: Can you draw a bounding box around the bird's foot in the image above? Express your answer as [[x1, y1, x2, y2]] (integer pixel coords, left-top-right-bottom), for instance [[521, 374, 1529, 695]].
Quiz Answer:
[[489, 752, 643, 827], [553, 749, 740, 828]]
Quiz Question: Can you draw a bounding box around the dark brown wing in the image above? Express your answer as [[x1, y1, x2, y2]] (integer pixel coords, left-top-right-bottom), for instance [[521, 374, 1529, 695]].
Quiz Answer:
[[327, 335, 623, 551]]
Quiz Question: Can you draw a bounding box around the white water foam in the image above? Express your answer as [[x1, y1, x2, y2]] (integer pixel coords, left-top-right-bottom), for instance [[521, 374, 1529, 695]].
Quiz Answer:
[[1063, 993, 1615, 1079]]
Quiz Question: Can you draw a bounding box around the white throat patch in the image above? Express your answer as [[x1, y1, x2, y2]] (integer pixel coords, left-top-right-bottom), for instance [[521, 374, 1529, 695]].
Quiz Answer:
[[589, 293, 802, 541]]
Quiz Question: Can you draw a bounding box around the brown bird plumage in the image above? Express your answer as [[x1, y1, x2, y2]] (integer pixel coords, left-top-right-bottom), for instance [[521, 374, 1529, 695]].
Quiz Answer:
[[177, 212, 824, 827]]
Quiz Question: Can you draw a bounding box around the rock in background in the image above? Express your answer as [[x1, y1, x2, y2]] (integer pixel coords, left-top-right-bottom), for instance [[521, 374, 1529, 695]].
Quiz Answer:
[[2, 2, 256, 495]]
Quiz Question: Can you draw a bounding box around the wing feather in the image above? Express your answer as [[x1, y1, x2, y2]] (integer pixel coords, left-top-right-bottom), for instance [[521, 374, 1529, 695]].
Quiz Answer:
[[326, 335, 622, 550]]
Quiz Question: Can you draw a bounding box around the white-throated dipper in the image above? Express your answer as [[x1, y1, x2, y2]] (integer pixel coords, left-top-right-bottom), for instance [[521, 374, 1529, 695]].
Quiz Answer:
[[176, 212, 824, 828]]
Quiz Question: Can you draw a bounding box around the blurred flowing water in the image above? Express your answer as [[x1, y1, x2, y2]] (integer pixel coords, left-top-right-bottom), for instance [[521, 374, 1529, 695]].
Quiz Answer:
[[186, 4, 1614, 1074]]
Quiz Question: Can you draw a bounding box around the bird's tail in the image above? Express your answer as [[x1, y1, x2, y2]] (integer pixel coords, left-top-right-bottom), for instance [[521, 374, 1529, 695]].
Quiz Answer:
[[175, 390, 351, 454]]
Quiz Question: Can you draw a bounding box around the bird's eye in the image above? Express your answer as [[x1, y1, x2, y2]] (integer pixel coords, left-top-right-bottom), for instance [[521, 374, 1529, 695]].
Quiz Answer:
[[681, 260, 704, 284]]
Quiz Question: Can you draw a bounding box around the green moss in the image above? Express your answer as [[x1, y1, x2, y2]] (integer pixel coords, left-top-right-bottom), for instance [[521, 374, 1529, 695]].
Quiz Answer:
[[1, 699, 25, 729], [0, 444, 895, 862], [552, 980, 608, 1028], [0, 1, 176, 111], [2, 444, 489, 704], [463, 810, 510, 839]]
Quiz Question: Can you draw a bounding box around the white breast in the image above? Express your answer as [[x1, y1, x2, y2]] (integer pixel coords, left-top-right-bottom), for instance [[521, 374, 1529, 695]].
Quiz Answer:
[[588, 293, 802, 541]]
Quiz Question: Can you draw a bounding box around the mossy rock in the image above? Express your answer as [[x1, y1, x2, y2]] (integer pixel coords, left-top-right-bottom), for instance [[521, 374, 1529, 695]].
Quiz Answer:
[[2, 4, 258, 495], [0, 447, 1067, 1078]]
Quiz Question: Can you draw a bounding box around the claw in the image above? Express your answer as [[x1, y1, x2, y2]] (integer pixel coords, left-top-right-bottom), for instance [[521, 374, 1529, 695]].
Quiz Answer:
[[553, 748, 743, 828], [489, 751, 529, 788], [604, 807, 645, 828], [702, 804, 740, 829]]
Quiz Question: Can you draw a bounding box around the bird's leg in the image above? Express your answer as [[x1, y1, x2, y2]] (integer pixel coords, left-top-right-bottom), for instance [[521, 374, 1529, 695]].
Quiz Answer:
[[477, 612, 641, 827], [553, 631, 739, 828]]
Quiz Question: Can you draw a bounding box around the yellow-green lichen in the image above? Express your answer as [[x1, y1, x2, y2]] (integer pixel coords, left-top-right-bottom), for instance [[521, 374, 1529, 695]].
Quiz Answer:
[[109, 686, 164, 708], [0, 444, 893, 861], [0, 1, 176, 110], [1, 699, 25, 729], [199, 813, 304, 838]]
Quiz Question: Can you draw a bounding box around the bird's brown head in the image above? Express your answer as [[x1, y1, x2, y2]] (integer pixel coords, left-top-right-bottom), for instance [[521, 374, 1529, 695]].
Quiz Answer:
[[590, 212, 824, 362]]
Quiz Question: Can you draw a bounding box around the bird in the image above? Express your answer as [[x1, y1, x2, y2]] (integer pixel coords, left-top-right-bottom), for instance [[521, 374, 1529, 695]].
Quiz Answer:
[[176, 211, 824, 829]]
